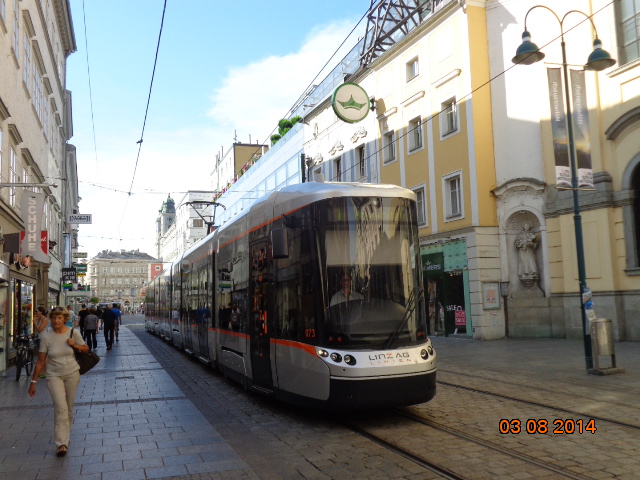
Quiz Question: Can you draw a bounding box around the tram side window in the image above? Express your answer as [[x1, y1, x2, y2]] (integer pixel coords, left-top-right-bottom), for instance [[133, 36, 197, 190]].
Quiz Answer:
[[275, 211, 318, 343]]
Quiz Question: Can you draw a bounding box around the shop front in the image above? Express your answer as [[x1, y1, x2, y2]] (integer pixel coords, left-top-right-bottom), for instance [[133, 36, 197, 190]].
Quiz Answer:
[[422, 239, 470, 337], [0, 263, 37, 372]]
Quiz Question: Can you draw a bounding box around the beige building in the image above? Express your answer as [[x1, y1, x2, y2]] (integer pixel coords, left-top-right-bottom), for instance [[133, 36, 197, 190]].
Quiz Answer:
[[87, 250, 157, 312], [0, 0, 78, 370]]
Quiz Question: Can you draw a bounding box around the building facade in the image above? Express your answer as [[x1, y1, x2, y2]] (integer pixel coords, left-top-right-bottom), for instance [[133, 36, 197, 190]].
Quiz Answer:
[[0, 0, 78, 371], [86, 249, 157, 312]]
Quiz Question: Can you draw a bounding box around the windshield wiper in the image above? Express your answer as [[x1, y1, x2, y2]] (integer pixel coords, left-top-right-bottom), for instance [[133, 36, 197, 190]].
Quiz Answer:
[[382, 288, 423, 349]]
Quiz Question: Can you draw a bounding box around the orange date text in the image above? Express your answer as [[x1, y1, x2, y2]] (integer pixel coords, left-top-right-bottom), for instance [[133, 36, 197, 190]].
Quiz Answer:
[[499, 419, 597, 434]]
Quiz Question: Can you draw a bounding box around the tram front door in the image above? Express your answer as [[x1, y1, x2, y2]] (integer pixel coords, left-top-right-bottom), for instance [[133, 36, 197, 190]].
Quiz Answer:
[[249, 239, 274, 390]]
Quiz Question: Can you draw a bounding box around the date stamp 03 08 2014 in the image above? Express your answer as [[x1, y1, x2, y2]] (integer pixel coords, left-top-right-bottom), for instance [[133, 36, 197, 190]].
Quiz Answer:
[[499, 419, 597, 435]]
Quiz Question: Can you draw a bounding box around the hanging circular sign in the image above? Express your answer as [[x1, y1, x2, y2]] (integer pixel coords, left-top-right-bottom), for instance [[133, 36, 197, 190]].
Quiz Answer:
[[331, 83, 370, 123]]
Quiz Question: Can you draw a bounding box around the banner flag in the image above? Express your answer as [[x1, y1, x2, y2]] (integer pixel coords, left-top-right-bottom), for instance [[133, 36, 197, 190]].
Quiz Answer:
[[547, 68, 572, 188], [19, 192, 49, 263], [570, 69, 594, 189]]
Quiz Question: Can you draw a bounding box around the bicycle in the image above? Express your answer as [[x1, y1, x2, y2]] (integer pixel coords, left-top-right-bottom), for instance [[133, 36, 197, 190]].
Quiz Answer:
[[14, 333, 35, 381]]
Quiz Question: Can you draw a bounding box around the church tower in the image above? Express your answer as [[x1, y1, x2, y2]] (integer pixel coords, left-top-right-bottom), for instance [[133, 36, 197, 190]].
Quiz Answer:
[[155, 195, 176, 260]]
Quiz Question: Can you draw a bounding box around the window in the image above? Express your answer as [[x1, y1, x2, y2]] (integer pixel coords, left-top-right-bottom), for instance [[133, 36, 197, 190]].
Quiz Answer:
[[383, 131, 395, 163], [441, 97, 458, 136], [413, 186, 427, 226], [334, 156, 342, 182], [12, 0, 18, 55], [409, 116, 422, 151], [443, 172, 463, 219], [193, 219, 204, 228], [1, 0, 5, 25], [357, 145, 366, 178], [616, 0, 640, 64], [23, 31, 31, 90], [9, 147, 17, 206], [406, 57, 419, 81]]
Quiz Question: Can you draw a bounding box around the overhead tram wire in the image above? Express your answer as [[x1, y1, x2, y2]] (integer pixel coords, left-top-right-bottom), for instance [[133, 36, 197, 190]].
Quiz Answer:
[[81, 0, 100, 182], [117, 0, 168, 245], [328, 0, 615, 182]]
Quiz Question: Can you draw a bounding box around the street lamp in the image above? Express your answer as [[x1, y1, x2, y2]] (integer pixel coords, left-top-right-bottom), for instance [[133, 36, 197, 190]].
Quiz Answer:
[[512, 6, 616, 371]]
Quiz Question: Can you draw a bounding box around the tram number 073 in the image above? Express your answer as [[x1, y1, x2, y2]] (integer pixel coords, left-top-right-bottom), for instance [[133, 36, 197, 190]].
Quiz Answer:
[[499, 419, 597, 434], [304, 329, 316, 338]]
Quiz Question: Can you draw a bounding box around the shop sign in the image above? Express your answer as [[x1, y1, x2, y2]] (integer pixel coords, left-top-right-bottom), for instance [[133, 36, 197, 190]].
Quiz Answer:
[[19, 192, 49, 263], [422, 252, 444, 277], [332, 83, 370, 123], [454, 309, 466, 326], [62, 268, 76, 284]]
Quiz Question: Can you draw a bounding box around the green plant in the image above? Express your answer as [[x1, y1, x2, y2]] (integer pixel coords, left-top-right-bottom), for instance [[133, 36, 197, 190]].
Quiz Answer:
[[271, 116, 302, 145]]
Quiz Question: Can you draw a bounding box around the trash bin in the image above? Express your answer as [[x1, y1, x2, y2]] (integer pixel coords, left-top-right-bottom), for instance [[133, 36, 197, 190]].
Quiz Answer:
[[589, 318, 623, 373], [590, 318, 614, 356]]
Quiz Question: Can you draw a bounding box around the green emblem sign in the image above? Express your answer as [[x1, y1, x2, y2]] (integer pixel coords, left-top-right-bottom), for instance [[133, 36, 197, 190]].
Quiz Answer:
[[332, 83, 370, 123]]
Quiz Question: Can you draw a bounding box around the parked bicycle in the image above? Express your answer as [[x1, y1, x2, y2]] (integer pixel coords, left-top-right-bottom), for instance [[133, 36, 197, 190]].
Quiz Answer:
[[14, 333, 35, 381]]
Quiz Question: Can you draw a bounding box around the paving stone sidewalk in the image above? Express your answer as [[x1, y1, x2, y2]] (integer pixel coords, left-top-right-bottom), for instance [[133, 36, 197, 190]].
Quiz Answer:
[[0, 324, 251, 480]]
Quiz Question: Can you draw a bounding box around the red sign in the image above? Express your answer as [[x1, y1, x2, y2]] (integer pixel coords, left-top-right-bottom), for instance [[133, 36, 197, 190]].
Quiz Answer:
[[455, 310, 466, 326], [19, 230, 49, 260]]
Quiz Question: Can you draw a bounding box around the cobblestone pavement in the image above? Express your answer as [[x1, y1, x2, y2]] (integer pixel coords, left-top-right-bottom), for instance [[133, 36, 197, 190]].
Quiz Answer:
[[1, 316, 639, 479]]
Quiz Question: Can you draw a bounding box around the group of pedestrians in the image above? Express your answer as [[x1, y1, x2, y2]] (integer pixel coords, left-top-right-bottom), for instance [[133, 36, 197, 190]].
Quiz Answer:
[[76, 303, 122, 351]]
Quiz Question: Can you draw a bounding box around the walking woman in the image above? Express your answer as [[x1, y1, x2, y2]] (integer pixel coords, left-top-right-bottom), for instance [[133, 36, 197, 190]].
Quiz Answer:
[[28, 306, 88, 457]]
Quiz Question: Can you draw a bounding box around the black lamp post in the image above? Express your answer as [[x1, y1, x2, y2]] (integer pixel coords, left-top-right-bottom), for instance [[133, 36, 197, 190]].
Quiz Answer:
[[512, 6, 616, 371]]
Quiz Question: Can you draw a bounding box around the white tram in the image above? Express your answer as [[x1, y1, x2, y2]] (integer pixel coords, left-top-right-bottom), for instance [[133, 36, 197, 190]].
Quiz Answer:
[[145, 182, 436, 409]]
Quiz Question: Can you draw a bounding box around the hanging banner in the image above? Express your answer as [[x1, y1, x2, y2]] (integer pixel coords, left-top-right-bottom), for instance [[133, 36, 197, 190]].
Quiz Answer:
[[570, 69, 594, 189], [19, 192, 49, 263], [547, 68, 571, 189]]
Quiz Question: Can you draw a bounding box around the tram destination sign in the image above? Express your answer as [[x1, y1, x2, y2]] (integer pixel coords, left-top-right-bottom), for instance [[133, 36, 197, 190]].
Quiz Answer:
[[68, 214, 92, 224]]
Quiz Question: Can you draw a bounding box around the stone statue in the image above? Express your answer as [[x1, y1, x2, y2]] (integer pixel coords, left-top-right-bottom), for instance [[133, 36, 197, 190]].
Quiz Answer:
[[515, 222, 539, 287]]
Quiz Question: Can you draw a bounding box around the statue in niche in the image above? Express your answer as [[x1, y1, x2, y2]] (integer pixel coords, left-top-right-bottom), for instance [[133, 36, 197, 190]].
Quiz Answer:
[[515, 222, 539, 287]]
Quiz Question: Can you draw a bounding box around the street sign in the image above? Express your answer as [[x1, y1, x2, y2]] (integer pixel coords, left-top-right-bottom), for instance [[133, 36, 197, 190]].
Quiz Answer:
[[68, 214, 92, 224], [73, 252, 88, 258], [75, 264, 87, 274]]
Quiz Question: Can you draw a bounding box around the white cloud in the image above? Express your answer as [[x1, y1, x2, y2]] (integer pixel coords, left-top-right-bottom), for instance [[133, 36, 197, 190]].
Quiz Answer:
[[208, 20, 359, 144]]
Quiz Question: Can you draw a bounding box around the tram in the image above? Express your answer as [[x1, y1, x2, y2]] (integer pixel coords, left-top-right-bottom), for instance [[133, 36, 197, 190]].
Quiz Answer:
[[145, 181, 437, 410]]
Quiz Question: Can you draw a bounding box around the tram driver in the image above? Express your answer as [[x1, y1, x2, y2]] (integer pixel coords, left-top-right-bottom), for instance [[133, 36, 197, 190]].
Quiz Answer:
[[330, 273, 364, 306]]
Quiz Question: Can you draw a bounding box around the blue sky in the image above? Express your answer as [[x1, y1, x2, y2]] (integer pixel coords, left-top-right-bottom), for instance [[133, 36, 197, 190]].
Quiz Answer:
[[68, 0, 369, 259]]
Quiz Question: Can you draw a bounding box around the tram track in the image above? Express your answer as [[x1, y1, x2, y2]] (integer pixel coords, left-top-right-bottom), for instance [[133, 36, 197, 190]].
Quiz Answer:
[[437, 378, 640, 431], [339, 408, 594, 480]]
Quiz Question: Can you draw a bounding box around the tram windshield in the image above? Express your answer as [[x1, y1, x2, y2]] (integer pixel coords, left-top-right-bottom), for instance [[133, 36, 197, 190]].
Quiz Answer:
[[318, 196, 426, 349]]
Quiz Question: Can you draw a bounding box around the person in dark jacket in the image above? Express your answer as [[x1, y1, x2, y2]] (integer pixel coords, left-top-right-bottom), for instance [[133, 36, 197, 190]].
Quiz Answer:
[[100, 304, 117, 350]]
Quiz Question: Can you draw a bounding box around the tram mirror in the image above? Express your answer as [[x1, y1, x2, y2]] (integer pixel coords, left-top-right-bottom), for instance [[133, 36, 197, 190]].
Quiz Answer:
[[271, 228, 289, 259], [227, 261, 233, 273]]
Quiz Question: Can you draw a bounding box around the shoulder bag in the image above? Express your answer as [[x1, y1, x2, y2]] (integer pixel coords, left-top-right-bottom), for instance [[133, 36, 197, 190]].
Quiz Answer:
[[70, 328, 100, 374]]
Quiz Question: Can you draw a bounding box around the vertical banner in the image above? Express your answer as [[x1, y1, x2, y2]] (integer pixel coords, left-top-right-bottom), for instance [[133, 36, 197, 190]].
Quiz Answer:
[[570, 69, 594, 189], [19, 191, 49, 263], [547, 68, 571, 188]]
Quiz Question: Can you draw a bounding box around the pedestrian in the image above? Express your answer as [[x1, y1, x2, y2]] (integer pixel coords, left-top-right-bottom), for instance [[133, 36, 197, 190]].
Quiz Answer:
[[111, 304, 122, 342], [78, 304, 89, 340], [65, 305, 77, 328], [33, 306, 49, 378], [84, 308, 99, 351], [28, 306, 88, 457], [100, 303, 117, 350]]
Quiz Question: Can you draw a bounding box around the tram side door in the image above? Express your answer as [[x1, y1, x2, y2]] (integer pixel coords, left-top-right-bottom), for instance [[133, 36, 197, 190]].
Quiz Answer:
[[249, 238, 274, 389]]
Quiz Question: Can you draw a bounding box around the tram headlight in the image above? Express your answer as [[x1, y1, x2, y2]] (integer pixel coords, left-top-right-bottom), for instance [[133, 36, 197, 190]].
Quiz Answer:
[[330, 352, 342, 363], [427, 345, 434, 355], [420, 349, 429, 360], [317, 349, 329, 357], [343, 354, 356, 366]]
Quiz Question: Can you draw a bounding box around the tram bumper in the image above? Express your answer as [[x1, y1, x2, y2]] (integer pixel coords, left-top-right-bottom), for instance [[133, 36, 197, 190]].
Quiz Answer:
[[329, 370, 437, 410]]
